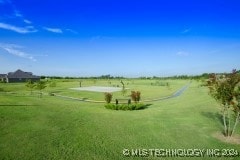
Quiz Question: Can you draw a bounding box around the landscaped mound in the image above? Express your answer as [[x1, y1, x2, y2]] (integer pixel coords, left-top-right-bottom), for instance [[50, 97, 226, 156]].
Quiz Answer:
[[104, 103, 148, 110], [104, 91, 148, 110]]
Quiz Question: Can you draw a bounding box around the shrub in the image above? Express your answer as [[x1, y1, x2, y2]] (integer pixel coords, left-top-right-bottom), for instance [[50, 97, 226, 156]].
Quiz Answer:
[[104, 103, 148, 111], [131, 91, 141, 103], [104, 103, 115, 109], [104, 92, 112, 103]]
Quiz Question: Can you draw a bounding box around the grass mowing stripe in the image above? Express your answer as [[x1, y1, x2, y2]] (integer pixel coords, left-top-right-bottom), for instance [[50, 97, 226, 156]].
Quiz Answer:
[[0, 80, 240, 160]]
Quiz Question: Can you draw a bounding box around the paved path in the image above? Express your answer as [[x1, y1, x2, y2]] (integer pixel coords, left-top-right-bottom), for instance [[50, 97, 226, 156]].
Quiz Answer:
[[54, 82, 191, 103], [142, 82, 191, 102]]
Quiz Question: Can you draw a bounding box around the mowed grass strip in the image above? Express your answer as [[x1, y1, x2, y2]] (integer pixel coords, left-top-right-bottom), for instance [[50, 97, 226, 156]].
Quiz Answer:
[[0, 80, 240, 160], [0, 79, 188, 101]]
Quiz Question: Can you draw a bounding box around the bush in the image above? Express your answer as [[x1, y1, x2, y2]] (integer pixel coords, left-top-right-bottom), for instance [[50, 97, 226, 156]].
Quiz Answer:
[[104, 103, 147, 111], [104, 103, 115, 110], [48, 92, 55, 96], [104, 92, 112, 103], [131, 91, 141, 103]]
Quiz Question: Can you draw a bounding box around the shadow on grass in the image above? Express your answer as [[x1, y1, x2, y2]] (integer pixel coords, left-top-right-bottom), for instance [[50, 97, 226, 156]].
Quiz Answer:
[[140, 103, 152, 110], [201, 111, 223, 125], [0, 92, 37, 97], [201, 111, 227, 135]]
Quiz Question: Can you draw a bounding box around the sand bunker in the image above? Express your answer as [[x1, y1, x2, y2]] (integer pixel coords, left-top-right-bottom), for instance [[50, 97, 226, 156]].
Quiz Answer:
[[70, 86, 123, 92]]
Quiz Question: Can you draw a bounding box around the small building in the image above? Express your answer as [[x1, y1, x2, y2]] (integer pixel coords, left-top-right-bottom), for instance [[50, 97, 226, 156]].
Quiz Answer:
[[1, 69, 40, 83]]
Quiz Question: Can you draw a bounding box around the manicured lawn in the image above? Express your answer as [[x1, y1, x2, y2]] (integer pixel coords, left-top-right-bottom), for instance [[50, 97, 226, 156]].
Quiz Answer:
[[0, 79, 188, 101], [0, 80, 240, 159], [46, 79, 188, 101]]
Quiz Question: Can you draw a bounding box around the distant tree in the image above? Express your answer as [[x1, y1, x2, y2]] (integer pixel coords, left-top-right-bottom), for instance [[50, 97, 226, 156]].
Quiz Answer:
[[104, 92, 112, 103], [207, 69, 240, 137], [120, 80, 125, 88], [79, 80, 82, 87], [25, 79, 35, 95], [40, 76, 46, 79], [35, 81, 47, 98]]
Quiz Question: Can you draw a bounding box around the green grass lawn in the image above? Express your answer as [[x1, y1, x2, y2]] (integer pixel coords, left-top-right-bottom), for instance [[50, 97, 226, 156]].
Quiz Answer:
[[0, 79, 188, 101], [0, 80, 240, 159], [46, 79, 189, 101]]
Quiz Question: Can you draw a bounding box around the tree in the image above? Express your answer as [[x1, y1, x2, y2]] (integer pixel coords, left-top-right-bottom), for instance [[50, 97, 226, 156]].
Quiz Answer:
[[120, 80, 127, 96], [25, 79, 35, 95], [104, 92, 112, 103], [120, 80, 125, 88], [207, 69, 240, 137], [131, 91, 141, 103], [35, 81, 47, 98], [79, 80, 82, 87]]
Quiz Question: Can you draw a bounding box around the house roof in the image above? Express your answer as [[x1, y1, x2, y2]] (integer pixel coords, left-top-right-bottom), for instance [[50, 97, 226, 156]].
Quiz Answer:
[[7, 69, 40, 79]]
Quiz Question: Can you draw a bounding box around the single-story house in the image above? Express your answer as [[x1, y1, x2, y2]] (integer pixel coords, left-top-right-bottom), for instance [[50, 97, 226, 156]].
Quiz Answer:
[[0, 69, 40, 83]]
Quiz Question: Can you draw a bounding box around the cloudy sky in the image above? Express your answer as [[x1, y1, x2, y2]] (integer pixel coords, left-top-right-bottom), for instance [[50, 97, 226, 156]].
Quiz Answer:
[[0, 0, 240, 77]]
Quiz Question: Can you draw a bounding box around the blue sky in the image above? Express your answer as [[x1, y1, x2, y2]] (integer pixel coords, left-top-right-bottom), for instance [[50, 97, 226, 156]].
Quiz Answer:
[[0, 0, 240, 77]]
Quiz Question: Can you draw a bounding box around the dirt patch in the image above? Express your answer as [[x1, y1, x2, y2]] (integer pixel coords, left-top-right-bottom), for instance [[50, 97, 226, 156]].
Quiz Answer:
[[212, 132, 240, 145]]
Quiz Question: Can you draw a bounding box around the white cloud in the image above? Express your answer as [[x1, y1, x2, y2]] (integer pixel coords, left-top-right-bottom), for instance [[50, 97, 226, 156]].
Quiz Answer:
[[14, 10, 23, 18], [0, 22, 37, 33], [0, 43, 36, 61], [23, 19, 31, 24], [43, 27, 63, 33], [0, 0, 36, 29], [66, 28, 78, 34], [176, 51, 189, 56], [181, 28, 191, 34]]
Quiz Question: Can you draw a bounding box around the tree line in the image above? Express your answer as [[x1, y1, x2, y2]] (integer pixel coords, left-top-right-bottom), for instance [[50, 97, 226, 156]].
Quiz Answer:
[[40, 70, 240, 80]]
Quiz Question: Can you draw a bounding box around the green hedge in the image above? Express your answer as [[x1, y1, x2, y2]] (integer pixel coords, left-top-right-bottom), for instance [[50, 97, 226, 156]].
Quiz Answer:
[[104, 103, 148, 110]]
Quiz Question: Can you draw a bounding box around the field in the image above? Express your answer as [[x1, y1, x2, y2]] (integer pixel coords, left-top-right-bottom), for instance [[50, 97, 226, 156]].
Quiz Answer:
[[0, 79, 240, 160]]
